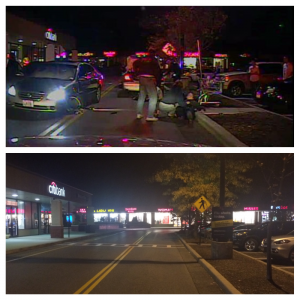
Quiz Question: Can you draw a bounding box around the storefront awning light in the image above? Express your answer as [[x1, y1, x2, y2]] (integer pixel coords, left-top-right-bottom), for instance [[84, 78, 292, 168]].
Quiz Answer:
[[35, 198, 40, 201], [12, 194, 18, 197]]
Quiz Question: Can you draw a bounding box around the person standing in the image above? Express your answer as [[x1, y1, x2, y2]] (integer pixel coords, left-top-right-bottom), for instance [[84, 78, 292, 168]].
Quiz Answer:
[[283, 56, 293, 80], [249, 60, 260, 97], [6, 53, 22, 82], [133, 49, 162, 121]]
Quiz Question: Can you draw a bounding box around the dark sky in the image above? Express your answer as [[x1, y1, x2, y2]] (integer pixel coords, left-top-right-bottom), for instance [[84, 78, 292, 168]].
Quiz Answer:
[[6, 6, 294, 58], [6, 153, 294, 210]]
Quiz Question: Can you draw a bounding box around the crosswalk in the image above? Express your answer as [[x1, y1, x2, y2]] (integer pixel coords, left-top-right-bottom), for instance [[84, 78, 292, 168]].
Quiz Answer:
[[58, 242, 184, 249]]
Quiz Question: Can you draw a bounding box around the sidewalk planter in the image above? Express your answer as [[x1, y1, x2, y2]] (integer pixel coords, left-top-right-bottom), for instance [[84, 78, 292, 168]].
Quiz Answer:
[[211, 241, 233, 259]]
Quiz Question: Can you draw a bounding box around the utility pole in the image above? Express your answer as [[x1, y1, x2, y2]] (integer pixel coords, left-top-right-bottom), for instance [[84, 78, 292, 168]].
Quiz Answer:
[[220, 154, 225, 207]]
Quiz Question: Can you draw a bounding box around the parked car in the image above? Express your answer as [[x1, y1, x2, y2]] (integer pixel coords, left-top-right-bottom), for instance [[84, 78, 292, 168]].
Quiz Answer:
[[215, 62, 283, 97], [260, 230, 294, 263], [235, 221, 294, 252], [233, 224, 256, 245], [7, 61, 104, 112], [255, 76, 294, 113]]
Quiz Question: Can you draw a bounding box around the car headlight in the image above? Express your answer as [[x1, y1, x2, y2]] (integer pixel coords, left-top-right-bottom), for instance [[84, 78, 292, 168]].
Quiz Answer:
[[47, 88, 66, 101], [274, 239, 291, 244], [8, 86, 16, 96]]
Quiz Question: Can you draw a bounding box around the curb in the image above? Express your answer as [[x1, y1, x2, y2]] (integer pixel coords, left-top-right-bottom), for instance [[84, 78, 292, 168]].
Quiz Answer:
[[177, 234, 241, 294], [6, 230, 123, 255], [195, 112, 248, 147]]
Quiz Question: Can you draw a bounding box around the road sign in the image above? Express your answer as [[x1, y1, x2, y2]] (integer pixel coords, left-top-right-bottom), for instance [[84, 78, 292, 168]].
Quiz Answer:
[[193, 196, 211, 213]]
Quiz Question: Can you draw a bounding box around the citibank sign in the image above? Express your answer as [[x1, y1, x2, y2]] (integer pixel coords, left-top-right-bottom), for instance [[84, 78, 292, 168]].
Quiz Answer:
[[45, 30, 57, 42], [48, 182, 65, 197]]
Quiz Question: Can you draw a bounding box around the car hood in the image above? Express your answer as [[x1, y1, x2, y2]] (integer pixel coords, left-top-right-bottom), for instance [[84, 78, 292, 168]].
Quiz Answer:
[[217, 71, 249, 77], [7, 135, 208, 147], [15, 77, 72, 94]]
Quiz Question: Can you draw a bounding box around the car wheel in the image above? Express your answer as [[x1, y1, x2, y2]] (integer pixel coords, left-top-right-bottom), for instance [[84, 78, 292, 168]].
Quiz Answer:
[[244, 238, 258, 252], [96, 86, 101, 103], [289, 248, 294, 264], [228, 83, 244, 97]]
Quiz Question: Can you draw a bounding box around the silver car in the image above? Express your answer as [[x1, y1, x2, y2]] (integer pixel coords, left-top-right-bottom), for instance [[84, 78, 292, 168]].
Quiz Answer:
[[261, 230, 294, 263]]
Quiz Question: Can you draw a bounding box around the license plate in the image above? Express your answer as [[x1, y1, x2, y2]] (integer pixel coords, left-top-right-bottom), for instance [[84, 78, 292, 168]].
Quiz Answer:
[[23, 100, 34, 107]]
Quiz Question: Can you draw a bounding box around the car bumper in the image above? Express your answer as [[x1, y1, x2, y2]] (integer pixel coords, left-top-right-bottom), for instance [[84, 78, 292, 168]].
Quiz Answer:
[[123, 82, 139, 92], [271, 246, 291, 259], [7, 95, 64, 112]]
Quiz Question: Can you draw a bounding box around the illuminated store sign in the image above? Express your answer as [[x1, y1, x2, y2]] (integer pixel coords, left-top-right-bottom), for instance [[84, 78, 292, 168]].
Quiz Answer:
[[125, 207, 137, 213], [94, 209, 115, 213], [270, 206, 288, 210], [45, 29, 57, 42], [103, 51, 116, 57], [48, 182, 65, 197], [158, 208, 173, 212], [215, 54, 228, 58], [244, 207, 259, 211], [6, 200, 18, 206]]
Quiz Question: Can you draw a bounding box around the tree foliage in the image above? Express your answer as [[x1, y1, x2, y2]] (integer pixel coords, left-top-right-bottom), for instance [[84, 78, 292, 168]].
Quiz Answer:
[[153, 154, 253, 215], [141, 7, 228, 53]]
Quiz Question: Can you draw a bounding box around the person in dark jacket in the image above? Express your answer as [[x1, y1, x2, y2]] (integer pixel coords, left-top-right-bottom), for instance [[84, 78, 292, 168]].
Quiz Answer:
[[133, 49, 162, 121], [158, 80, 186, 117], [6, 53, 22, 81]]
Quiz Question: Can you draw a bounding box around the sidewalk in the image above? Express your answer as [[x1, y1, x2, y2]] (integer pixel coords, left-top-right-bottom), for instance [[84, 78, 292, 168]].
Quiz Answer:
[[6, 229, 122, 255]]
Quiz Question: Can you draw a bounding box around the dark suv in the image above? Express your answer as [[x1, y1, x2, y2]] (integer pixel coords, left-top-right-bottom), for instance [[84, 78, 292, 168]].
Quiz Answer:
[[235, 221, 294, 252]]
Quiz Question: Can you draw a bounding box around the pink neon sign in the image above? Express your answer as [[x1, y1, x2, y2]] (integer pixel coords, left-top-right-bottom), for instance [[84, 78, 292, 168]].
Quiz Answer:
[[103, 51, 116, 57], [244, 207, 259, 211], [158, 208, 173, 212], [125, 207, 137, 213], [79, 208, 87, 213]]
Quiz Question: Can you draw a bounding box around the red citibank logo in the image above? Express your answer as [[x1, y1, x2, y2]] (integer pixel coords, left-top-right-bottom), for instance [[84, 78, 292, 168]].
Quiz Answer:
[[48, 182, 65, 197]]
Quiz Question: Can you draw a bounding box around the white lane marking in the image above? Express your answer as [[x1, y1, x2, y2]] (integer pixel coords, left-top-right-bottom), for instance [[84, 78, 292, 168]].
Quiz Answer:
[[111, 244, 116, 246], [124, 244, 129, 247], [138, 244, 143, 247], [96, 244, 102, 246], [152, 245, 157, 247], [167, 245, 171, 248], [38, 115, 72, 136]]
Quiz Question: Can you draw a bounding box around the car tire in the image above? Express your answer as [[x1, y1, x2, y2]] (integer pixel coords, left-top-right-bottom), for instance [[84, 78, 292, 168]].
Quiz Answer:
[[228, 82, 244, 97], [244, 238, 258, 252], [289, 248, 294, 264]]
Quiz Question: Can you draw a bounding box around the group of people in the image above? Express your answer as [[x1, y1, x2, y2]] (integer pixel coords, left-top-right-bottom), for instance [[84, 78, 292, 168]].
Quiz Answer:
[[249, 56, 293, 96], [132, 49, 195, 122]]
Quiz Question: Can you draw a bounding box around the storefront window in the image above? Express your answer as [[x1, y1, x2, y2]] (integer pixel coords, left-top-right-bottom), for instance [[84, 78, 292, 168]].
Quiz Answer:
[[129, 213, 143, 222], [18, 201, 25, 229], [110, 213, 118, 222], [32, 202, 38, 228], [146, 213, 151, 225], [24, 201, 32, 229], [119, 213, 126, 224], [94, 213, 108, 222], [154, 212, 173, 224]]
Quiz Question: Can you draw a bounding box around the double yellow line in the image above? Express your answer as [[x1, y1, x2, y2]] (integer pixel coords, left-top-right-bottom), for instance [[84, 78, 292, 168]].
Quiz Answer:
[[38, 83, 117, 137], [74, 231, 151, 294]]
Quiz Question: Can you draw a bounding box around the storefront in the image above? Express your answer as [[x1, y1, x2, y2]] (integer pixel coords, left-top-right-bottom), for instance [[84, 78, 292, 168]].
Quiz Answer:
[[93, 207, 180, 227], [6, 12, 77, 65], [233, 205, 294, 224], [6, 165, 93, 238]]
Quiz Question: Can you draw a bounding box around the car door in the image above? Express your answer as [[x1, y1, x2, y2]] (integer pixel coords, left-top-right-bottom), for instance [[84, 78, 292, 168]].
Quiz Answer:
[[77, 64, 97, 105], [258, 64, 283, 87]]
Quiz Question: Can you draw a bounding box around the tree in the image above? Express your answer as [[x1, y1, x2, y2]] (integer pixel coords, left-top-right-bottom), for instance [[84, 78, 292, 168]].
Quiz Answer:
[[152, 154, 253, 238], [141, 7, 228, 54]]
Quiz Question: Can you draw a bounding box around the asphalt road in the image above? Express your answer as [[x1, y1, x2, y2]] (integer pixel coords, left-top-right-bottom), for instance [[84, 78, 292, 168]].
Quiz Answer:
[[6, 76, 223, 147], [6, 229, 223, 294]]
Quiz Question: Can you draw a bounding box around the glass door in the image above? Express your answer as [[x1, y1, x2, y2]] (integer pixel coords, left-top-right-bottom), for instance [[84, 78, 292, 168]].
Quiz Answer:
[[6, 206, 18, 237]]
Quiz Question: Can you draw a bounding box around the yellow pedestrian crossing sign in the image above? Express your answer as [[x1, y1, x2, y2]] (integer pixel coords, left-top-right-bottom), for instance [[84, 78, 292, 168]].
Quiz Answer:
[[193, 196, 211, 213]]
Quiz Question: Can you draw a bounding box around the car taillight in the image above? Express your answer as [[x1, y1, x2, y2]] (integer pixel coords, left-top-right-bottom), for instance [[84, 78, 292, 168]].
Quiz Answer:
[[124, 74, 132, 81], [225, 76, 229, 82]]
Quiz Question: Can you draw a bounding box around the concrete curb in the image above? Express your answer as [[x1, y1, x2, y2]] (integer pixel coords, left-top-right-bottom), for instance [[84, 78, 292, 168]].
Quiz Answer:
[[6, 230, 123, 255], [195, 112, 248, 147], [177, 234, 242, 294]]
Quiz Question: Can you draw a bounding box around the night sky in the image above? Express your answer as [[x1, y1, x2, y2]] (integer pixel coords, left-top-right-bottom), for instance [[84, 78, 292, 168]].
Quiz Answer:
[[6, 154, 294, 210], [6, 6, 294, 58]]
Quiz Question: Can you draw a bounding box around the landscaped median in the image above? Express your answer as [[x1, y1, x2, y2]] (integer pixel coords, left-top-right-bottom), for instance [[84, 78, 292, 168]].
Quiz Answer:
[[195, 95, 294, 147], [178, 232, 294, 294]]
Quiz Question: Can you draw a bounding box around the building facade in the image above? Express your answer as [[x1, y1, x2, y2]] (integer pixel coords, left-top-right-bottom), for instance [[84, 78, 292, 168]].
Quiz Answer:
[[6, 12, 77, 64], [6, 165, 92, 238]]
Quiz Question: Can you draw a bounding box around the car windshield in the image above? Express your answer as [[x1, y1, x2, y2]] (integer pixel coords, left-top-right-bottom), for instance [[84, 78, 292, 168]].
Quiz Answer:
[[24, 64, 77, 81]]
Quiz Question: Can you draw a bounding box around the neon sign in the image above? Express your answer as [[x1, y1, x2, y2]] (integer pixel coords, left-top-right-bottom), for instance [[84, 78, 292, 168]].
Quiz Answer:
[[135, 52, 149, 57], [270, 206, 288, 210], [244, 207, 259, 211], [103, 51, 116, 57], [125, 207, 137, 213], [215, 54, 228, 58], [48, 182, 65, 197], [94, 209, 115, 213], [45, 29, 57, 42], [158, 208, 173, 212]]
